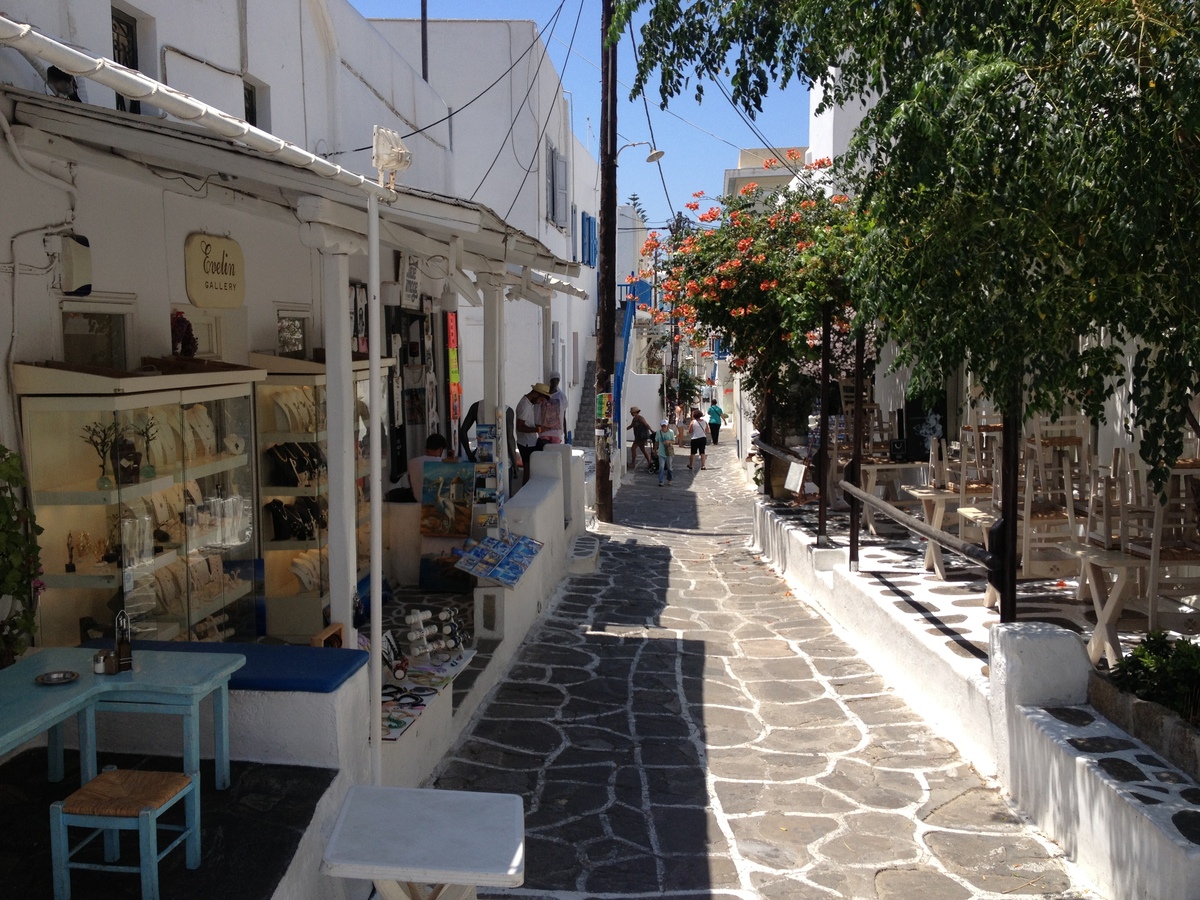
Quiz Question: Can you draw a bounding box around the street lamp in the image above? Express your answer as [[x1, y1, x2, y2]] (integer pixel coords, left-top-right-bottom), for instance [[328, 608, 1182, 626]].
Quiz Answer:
[[618, 140, 665, 164]]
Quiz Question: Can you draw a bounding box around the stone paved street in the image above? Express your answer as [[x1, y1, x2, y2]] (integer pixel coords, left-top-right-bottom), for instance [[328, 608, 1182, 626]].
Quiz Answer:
[[432, 440, 1102, 899]]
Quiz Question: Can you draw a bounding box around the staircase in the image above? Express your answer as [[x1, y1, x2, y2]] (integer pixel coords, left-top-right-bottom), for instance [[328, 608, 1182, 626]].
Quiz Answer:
[[573, 360, 596, 448]]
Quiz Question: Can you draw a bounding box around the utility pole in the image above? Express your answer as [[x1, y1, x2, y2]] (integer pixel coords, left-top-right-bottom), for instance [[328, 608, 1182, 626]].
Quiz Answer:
[[420, 0, 429, 82], [595, 0, 617, 523]]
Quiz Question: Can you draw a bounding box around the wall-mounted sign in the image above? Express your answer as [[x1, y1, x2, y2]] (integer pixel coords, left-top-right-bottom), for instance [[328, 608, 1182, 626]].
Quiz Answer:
[[184, 233, 245, 308]]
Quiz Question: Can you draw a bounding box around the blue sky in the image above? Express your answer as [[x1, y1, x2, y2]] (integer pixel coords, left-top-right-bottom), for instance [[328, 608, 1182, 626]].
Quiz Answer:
[[347, 0, 810, 231]]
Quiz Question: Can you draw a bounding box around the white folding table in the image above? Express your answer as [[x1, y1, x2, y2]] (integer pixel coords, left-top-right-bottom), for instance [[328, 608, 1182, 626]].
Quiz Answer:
[[322, 785, 525, 900]]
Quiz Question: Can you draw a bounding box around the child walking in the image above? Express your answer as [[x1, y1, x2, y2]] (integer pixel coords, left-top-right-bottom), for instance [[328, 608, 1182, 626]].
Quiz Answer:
[[655, 419, 675, 486]]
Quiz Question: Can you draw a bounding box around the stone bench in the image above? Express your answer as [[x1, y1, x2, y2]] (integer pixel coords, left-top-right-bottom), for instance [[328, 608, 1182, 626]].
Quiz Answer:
[[79, 640, 369, 770]]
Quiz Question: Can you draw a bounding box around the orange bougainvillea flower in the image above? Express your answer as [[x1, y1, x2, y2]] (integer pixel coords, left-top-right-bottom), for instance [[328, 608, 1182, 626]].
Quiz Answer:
[[720, 279, 737, 290], [685, 201, 700, 211], [831, 194, 850, 204], [781, 332, 792, 342], [704, 276, 717, 287], [685, 280, 701, 297], [698, 207, 721, 223], [738, 182, 759, 195], [692, 190, 705, 198], [800, 199, 817, 209], [789, 212, 802, 223], [737, 237, 754, 252], [786, 147, 803, 161], [796, 240, 812, 252], [753, 254, 766, 264], [763, 158, 779, 169], [760, 279, 779, 291]]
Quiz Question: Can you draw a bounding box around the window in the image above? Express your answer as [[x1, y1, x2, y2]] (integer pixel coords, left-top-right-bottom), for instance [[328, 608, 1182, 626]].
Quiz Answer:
[[546, 143, 569, 228], [243, 82, 257, 128], [580, 213, 598, 267], [243, 77, 270, 131], [111, 8, 140, 115]]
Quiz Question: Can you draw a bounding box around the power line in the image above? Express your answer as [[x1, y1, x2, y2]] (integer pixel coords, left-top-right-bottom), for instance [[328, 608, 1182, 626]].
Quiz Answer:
[[471, 3, 567, 201], [550, 34, 741, 152], [713, 78, 803, 181], [627, 25, 675, 221], [503, 0, 586, 220], [322, 1, 567, 158]]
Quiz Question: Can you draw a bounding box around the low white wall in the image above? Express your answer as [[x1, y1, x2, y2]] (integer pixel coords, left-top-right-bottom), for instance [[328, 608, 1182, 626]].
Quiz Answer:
[[751, 500, 996, 776], [756, 496, 1200, 900]]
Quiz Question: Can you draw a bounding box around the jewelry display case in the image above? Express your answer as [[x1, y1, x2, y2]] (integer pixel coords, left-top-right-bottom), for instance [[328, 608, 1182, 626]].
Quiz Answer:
[[14, 360, 265, 647], [250, 352, 393, 643]]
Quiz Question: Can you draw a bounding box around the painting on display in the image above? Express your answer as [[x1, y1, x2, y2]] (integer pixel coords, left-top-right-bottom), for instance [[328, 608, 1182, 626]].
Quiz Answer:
[[418, 461, 476, 537]]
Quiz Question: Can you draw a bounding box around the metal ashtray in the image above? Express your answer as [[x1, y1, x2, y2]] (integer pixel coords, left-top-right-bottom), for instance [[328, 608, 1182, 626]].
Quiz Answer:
[[35, 670, 79, 686]]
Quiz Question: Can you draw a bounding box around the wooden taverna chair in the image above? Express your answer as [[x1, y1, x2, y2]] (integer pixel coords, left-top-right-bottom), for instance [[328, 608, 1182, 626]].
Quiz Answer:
[[50, 768, 200, 900]]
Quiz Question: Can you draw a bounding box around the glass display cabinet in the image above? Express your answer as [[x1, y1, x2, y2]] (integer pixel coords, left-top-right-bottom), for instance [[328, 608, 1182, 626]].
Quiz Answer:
[[249, 352, 392, 643], [14, 360, 264, 647]]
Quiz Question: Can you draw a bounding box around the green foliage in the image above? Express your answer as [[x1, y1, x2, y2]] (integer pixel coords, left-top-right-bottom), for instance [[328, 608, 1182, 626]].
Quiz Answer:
[[661, 171, 874, 428], [0, 445, 43, 663], [676, 367, 702, 408], [619, 0, 1200, 492], [1111, 632, 1200, 726]]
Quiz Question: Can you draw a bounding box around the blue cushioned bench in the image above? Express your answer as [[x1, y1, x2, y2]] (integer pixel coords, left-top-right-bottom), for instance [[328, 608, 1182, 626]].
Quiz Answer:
[[83, 640, 367, 694]]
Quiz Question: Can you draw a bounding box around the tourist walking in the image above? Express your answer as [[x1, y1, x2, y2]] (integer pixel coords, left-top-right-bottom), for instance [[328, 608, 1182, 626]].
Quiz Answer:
[[654, 419, 675, 486], [626, 406, 657, 472], [687, 409, 708, 470], [707, 399, 728, 445]]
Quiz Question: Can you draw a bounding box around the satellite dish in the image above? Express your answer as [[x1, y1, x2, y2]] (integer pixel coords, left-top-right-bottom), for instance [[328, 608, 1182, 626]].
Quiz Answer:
[[372, 126, 412, 187]]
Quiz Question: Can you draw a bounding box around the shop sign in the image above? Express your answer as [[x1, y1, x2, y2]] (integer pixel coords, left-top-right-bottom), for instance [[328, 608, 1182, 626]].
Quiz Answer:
[[184, 233, 245, 308]]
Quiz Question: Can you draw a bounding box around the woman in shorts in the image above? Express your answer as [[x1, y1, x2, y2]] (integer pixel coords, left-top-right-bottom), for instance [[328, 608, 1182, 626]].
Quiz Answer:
[[687, 409, 708, 470]]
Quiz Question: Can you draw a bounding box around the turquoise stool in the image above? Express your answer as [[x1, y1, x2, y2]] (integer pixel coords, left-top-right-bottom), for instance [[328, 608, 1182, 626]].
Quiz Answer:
[[50, 768, 200, 900]]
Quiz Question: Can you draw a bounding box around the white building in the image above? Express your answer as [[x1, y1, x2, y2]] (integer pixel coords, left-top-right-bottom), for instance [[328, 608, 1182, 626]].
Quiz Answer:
[[0, 0, 597, 801], [367, 17, 600, 439]]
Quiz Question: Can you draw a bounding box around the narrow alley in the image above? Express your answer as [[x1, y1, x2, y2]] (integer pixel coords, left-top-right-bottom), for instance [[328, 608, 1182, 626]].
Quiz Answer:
[[432, 439, 1101, 899]]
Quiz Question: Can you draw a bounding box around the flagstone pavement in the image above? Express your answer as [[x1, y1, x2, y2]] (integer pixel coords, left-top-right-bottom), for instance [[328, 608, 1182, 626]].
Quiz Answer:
[[431, 439, 1105, 899]]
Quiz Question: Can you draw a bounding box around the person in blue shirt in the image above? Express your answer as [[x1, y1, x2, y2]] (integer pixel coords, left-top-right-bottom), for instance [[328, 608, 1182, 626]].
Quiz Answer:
[[707, 401, 728, 445]]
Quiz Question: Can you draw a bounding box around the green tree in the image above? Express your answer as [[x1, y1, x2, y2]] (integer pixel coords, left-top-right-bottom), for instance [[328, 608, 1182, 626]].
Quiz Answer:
[[617, 0, 1200, 489], [661, 169, 873, 445]]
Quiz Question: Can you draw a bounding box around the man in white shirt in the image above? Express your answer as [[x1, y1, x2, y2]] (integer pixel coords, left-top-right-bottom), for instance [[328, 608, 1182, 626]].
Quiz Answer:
[[515, 383, 551, 486], [540, 372, 569, 444]]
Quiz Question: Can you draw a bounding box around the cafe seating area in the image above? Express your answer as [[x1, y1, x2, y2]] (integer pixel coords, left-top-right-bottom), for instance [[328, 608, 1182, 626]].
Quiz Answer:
[[823, 398, 1200, 664]]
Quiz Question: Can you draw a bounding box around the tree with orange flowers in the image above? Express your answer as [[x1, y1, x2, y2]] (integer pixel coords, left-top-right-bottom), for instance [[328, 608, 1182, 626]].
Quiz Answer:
[[660, 167, 873, 461]]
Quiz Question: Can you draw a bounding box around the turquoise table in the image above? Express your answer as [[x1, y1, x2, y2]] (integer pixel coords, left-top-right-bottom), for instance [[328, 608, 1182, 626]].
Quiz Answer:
[[0, 647, 245, 788]]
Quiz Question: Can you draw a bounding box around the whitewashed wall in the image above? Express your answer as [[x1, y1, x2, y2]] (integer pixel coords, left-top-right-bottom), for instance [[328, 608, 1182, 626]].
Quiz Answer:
[[369, 17, 599, 431]]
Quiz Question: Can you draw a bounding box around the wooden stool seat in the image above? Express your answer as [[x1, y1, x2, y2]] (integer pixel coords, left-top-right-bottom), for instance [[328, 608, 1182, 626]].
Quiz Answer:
[[51, 768, 200, 900], [63, 770, 192, 819]]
